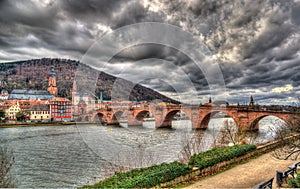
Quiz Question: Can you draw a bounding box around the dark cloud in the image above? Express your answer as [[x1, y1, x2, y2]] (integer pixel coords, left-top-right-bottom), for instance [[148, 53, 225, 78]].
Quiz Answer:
[[110, 44, 209, 92], [291, 1, 300, 25], [0, 0, 299, 104]]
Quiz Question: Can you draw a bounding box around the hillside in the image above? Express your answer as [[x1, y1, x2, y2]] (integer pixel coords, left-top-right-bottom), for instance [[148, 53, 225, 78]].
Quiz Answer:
[[0, 58, 178, 103]]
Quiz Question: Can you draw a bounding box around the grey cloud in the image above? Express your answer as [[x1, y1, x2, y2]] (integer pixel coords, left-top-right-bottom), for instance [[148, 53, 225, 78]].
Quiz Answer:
[[0, 0, 299, 104]]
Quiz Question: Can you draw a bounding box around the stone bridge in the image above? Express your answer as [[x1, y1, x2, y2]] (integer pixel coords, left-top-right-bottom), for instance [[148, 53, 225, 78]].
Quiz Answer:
[[77, 104, 299, 131]]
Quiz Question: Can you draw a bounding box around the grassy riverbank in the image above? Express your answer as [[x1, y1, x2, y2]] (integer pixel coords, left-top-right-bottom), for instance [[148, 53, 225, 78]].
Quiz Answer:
[[81, 144, 257, 188], [81, 134, 300, 188]]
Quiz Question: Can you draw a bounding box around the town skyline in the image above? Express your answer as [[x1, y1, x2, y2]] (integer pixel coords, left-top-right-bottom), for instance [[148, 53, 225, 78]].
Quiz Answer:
[[0, 0, 299, 105]]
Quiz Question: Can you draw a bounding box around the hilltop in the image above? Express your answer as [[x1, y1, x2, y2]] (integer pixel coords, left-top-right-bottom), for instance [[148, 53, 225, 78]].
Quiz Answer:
[[0, 58, 178, 103]]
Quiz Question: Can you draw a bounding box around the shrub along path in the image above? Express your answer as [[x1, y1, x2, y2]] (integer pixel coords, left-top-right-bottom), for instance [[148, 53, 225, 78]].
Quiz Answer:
[[184, 152, 295, 188]]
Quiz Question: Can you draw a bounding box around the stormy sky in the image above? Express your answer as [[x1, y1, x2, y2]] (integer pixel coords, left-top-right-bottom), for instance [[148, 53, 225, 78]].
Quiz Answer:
[[0, 0, 299, 105]]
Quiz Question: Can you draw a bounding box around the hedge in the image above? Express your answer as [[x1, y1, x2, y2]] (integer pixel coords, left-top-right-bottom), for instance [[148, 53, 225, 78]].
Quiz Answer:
[[81, 161, 191, 188], [82, 145, 257, 188], [189, 144, 256, 169]]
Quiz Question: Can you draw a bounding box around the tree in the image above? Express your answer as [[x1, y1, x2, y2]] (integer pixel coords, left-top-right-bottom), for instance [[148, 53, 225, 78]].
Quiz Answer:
[[272, 110, 300, 160], [0, 147, 15, 187], [178, 131, 204, 164], [15, 110, 30, 121], [0, 110, 5, 122], [101, 141, 159, 179]]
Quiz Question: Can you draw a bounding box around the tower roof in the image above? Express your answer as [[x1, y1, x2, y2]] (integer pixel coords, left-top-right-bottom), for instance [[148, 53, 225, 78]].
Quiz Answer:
[[49, 65, 56, 78]]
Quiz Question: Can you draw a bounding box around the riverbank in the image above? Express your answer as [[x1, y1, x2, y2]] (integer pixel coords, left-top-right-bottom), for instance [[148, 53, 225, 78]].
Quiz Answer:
[[157, 134, 299, 188], [0, 121, 77, 128], [81, 134, 299, 188]]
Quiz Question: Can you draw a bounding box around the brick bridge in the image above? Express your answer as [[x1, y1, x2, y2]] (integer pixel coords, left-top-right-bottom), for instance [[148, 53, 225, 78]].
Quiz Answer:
[[77, 104, 299, 131]]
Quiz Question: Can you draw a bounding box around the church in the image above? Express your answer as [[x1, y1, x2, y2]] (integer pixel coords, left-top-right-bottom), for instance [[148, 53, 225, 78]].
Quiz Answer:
[[9, 66, 57, 100]]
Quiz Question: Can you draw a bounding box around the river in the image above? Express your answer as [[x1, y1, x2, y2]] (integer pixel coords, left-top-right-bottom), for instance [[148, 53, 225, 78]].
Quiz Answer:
[[0, 116, 285, 187]]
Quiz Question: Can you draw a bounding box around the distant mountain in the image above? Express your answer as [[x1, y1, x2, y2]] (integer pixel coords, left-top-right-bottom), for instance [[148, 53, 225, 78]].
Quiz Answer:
[[0, 58, 179, 103]]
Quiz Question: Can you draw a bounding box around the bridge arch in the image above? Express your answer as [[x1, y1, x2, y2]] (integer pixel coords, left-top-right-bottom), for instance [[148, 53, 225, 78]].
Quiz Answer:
[[199, 110, 238, 129], [135, 110, 151, 121], [128, 110, 154, 126], [159, 109, 192, 128], [249, 114, 290, 130], [110, 110, 126, 125], [77, 117, 82, 122], [84, 116, 89, 122], [93, 112, 105, 123]]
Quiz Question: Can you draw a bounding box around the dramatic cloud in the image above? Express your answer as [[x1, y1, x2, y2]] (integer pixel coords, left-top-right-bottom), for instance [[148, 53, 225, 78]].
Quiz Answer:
[[0, 0, 299, 104]]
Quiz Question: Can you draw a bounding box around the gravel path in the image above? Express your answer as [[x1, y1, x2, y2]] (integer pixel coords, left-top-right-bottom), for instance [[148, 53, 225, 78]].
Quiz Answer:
[[185, 152, 296, 188]]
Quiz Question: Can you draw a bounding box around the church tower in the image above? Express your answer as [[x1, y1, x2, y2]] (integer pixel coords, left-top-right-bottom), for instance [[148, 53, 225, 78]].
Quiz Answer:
[[249, 95, 254, 107], [48, 66, 58, 96], [71, 80, 78, 105]]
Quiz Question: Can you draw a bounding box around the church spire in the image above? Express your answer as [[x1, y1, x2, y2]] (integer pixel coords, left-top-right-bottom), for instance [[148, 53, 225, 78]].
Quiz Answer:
[[50, 65, 56, 78], [249, 95, 254, 107], [99, 91, 103, 102], [47, 66, 58, 96]]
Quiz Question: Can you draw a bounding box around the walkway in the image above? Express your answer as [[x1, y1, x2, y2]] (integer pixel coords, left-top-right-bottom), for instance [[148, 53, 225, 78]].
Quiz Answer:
[[185, 152, 295, 188]]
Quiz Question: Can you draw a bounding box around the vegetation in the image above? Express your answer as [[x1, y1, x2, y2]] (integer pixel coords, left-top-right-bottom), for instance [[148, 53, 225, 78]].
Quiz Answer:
[[272, 109, 300, 160], [288, 173, 300, 188], [83, 144, 257, 188], [15, 110, 30, 121], [189, 144, 256, 169], [0, 147, 15, 187], [0, 58, 178, 103], [0, 110, 5, 122], [81, 162, 191, 188]]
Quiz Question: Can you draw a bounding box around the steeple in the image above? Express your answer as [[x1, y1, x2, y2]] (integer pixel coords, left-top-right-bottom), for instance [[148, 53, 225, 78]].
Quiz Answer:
[[99, 91, 103, 102], [73, 80, 77, 92], [47, 66, 58, 96], [50, 66, 56, 78], [249, 95, 254, 107]]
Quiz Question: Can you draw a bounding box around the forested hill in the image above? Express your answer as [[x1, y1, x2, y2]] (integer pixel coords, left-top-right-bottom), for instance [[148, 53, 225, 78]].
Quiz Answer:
[[0, 58, 178, 103]]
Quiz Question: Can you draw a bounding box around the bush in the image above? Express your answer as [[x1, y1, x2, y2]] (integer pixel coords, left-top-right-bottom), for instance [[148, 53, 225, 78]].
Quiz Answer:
[[288, 173, 300, 188], [82, 162, 191, 188], [189, 144, 256, 169]]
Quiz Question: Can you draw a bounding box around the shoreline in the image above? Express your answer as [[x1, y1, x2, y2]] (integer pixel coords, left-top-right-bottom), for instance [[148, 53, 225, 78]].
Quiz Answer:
[[0, 122, 93, 128]]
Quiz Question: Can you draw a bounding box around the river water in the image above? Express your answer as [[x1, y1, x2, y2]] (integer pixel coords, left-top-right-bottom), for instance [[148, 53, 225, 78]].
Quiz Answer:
[[0, 116, 285, 188]]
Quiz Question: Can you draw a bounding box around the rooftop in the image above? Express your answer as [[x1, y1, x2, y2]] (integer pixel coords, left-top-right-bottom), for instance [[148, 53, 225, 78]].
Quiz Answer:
[[9, 89, 54, 100]]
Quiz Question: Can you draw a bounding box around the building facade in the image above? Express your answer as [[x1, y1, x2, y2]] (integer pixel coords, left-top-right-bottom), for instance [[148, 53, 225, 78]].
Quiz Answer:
[[50, 97, 72, 122], [30, 104, 50, 122], [5, 102, 21, 120]]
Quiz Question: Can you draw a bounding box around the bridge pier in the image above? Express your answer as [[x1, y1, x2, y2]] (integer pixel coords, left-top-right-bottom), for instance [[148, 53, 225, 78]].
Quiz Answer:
[[127, 119, 143, 126], [155, 120, 172, 129], [106, 120, 120, 125]]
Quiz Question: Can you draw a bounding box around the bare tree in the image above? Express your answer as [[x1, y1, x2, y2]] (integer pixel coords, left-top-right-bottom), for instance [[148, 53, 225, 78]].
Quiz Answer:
[[178, 131, 204, 164], [0, 147, 15, 188], [217, 119, 259, 146], [103, 142, 160, 178], [272, 114, 300, 160], [218, 119, 239, 145]]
